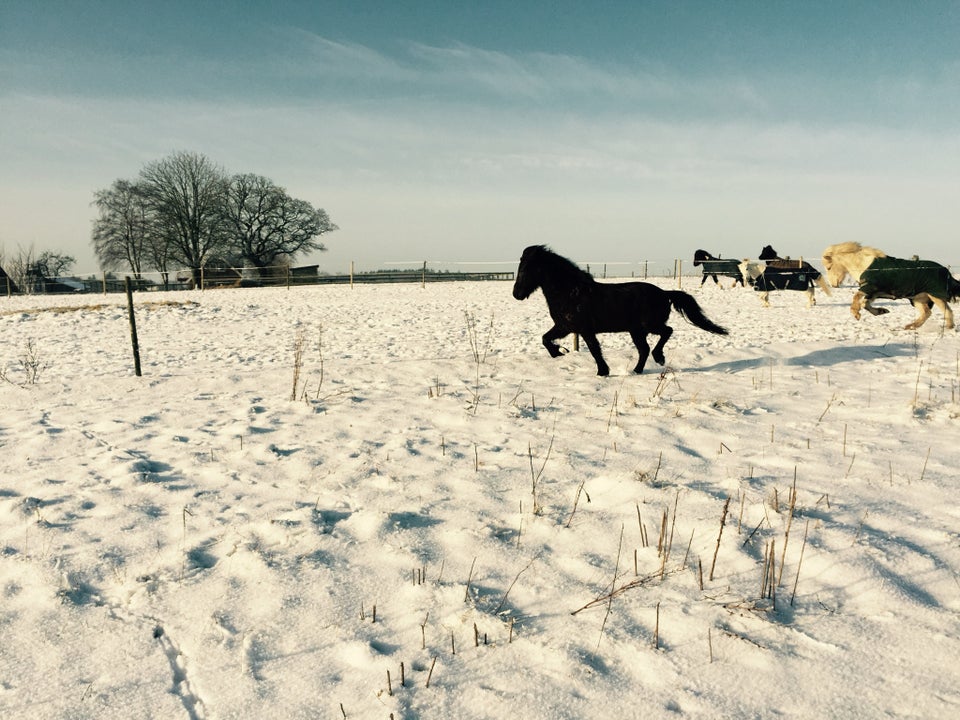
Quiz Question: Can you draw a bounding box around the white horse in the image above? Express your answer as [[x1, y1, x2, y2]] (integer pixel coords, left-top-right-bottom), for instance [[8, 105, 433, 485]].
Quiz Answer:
[[821, 242, 959, 329], [821, 241, 887, 287]]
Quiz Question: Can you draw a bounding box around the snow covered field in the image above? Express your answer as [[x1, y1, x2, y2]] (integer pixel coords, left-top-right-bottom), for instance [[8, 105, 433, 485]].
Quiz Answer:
[[2, 277, 959, 719]]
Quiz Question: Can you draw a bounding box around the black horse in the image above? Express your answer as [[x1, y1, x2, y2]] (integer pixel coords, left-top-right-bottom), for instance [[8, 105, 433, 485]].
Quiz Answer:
[[741, 245, 832, 307], [693, 249, 744, 287], [512, 245, 728, 376]]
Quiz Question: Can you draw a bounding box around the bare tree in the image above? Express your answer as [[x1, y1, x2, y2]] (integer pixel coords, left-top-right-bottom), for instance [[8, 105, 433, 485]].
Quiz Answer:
[[139, 151, 230, 285], [91, 153, 337, 288], [5, 245, 36, 293], [35, 251, 76, 278], [222, 173, 337, 280], [91, 179, 152, 278], [145, 233, 176, 289]]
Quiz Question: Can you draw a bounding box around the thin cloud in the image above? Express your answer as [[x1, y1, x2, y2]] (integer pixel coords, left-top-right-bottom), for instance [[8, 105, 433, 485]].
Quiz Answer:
[[282, 29, 415, 84]]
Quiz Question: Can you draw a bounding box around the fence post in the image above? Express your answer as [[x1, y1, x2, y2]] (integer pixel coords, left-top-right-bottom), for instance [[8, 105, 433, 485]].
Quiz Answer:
[[677, 259, 682, 289], [200, 266, 205, 291], [286, 265, 290, 290], [350, 261, 354, 289], [422, 261, 426, 288], [102, 272, 107, 295], [125, 277, 142, 377]]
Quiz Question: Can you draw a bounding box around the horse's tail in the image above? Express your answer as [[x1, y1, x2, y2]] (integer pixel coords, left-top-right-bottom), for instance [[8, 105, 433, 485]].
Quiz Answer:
[[667, 291, 729, 335], [814, 273, 832, 296], [949, 273, 960, 301]]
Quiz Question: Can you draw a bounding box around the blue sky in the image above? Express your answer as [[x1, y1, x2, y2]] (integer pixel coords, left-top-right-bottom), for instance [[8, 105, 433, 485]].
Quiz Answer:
[[2, 1, 959, 274]]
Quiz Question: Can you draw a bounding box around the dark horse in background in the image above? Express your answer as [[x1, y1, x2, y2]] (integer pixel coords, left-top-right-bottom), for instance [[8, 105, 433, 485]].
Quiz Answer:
[[739, 245, 831, 307], [693, 250, 744, 287], [512, 245, 728, 376]]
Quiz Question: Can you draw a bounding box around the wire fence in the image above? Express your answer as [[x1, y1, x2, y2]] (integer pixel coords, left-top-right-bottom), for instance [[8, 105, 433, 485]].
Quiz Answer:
[[5, 255, 954, 298], [0, 258, 693, 297]]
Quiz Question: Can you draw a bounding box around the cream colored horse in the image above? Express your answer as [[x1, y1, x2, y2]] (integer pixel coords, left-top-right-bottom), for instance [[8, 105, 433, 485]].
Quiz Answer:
[[821, 242, 887, 287], [822, 242, 956, 329]]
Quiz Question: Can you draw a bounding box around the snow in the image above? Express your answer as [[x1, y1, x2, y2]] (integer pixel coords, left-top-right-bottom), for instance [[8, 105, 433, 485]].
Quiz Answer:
[[2, 277, 960, 719]]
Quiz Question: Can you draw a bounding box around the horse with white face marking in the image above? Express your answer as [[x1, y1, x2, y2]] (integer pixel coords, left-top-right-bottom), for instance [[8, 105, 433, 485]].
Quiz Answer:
[[739, 246, 831, 307]]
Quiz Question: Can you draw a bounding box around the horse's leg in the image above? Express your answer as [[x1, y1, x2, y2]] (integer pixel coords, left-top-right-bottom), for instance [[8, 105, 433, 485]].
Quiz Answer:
[[580, 332, 609, 376], [541, 324, 569, 357], [807, 288, 816, 307], [650, 325, 673, 367], [905, 297, 933, 330], [915, 294, 952, 330], [851, 292, 864, 320], [700, 274, 708, 286], [759, 291, 770, 307], [864, 297, 889, 316], [629, 330, 651, 374], [942, 301, 955, 330]]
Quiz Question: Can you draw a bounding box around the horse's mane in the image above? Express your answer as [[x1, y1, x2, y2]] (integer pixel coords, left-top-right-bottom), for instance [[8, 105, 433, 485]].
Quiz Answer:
[[533, 245, 594, 286], [824, 241, 887, 258]]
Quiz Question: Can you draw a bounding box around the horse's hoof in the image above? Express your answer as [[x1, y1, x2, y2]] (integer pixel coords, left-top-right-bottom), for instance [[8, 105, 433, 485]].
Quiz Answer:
[[597, 367, 610, 377]]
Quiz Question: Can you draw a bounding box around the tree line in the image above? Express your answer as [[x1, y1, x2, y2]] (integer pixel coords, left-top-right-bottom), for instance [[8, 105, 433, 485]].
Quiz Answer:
[[92, 151, 337, 286]]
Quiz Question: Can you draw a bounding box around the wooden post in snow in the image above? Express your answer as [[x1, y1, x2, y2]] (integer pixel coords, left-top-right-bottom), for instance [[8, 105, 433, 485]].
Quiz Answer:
[[125, 277, 142, 377]]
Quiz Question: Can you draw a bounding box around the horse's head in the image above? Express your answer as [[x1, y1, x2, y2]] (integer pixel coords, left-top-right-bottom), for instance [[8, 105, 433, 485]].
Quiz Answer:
[[821, 249, 848, 288], [693, 249, 711, 266], [759, 245, 779, 261], [512, 245, 546, 300], [739, 260, 764, 286]]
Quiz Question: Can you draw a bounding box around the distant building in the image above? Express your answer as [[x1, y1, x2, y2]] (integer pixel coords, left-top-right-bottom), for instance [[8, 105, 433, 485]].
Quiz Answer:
[[0, 264, 19, 294]]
